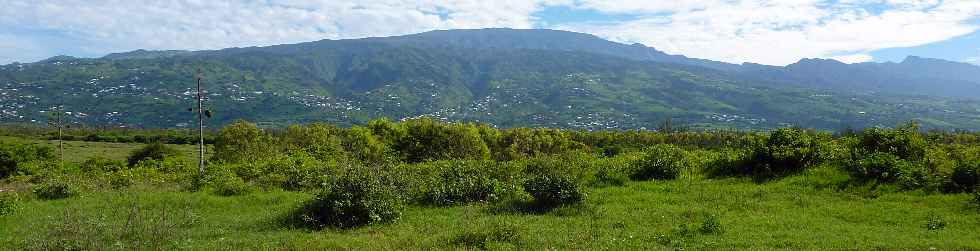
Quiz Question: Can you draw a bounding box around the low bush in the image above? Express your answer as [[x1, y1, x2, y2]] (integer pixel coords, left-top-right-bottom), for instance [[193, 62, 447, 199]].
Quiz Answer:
[[0, 191, 20, 216], [213, 175, 252, 196], [81, 157, 127, 173], [947, 162, 979, 193], [291, 170, 403, 229], [629, 144, 685, 181], [126, 142, 181, 167], [523, 174, 584, 208], [34, 181, 79, 200], [249, 151, 334, 191], [421, 160, 506, 205], [846, 152, 907, 182], [451, 221, 526, 249], [699, 214, 724, 234], [0, 141, 54, 178]]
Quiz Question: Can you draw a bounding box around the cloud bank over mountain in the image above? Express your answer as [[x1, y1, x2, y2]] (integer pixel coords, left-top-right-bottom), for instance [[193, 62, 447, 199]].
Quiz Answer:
[[1, 0, 979, 65]]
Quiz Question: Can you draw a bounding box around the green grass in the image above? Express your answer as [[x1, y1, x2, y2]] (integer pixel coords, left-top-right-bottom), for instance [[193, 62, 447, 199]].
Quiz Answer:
[[0, 136, 205, 164], [2, 172, 978, 250], [2, 135, 979, 250]]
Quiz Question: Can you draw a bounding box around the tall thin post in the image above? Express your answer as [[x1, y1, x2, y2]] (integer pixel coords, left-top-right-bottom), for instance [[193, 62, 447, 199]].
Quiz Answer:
[[196, 69, 205, 176], [57, 104, 64, 169]]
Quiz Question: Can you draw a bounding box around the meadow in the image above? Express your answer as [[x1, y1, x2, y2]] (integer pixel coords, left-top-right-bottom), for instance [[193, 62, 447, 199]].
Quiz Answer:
[[1, 120, 979, 250]]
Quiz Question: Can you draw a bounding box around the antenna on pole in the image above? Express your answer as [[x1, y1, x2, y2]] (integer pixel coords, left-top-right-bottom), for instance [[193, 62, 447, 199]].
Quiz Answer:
[[196, 69, 205, 176]]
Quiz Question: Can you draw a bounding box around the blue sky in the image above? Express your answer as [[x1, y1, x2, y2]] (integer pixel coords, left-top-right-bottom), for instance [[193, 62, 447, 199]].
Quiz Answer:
[[2, 0, 979, 66]]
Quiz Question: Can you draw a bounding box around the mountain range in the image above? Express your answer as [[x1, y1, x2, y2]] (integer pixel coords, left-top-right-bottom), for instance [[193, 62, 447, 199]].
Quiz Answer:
[[1, 28, 978, 130]]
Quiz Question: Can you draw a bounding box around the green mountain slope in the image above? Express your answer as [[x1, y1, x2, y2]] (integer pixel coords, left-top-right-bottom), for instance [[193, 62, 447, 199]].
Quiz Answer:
[[1, 29, 978, 130]]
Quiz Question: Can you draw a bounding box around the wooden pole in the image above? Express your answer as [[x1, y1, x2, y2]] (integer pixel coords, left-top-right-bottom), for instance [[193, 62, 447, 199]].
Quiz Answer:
[[197, 69, 205, 176]]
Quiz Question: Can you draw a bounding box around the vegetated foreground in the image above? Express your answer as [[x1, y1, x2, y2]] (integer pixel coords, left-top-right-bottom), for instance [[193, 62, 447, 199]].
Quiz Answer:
[[1, 120, 979, 250]]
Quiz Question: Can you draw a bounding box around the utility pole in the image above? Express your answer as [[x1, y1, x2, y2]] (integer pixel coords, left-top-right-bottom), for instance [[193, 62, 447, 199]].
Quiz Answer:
[[57, 104, 64, 170], [196, 69, 205, 176]]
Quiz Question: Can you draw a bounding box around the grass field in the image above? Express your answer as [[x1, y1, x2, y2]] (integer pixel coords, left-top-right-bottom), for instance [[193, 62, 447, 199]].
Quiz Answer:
[[2, 132, 980, 250], [2, 171, 978, 250], [0, 136, 205, 164]]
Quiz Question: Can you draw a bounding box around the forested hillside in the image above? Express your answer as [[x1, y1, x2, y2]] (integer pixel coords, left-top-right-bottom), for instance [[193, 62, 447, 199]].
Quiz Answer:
[[1, 29, 978, 130]]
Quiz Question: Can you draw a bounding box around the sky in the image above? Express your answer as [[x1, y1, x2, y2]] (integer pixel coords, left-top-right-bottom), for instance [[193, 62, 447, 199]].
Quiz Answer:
[[1, 0, 979, 66]]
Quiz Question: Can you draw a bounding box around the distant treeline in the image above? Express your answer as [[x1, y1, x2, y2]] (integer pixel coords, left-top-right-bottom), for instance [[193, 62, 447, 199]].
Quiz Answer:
[[3, 120, 980, 148]]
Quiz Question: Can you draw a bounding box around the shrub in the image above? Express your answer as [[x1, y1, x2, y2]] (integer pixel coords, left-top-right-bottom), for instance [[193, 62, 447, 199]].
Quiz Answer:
[[126, 142, 180, 167], [0, 192, 20, 216], [81, 157, 126, 173], [421, 160, 505, 205], [761, 128, 821, 172], [452, 221, 525, 249], [0, 141, 53, 178], [947, 162, 979, 193], [523, 174, 583, 208], [630, 144, 685, 181], [847, 152, 907, 182], [699, 214, 724, 234], [213, 175, 252, 196], [214, 120, 274, 163], [593, 166, 629, 187], [925, 214, 947, 230], [281, 123, 345, 161], [856, 123, 927, 160], [292, 170, 403, 229], [396, 119, 491, 163], [34, 181, 79, 200], [253, 151, 335, 191]]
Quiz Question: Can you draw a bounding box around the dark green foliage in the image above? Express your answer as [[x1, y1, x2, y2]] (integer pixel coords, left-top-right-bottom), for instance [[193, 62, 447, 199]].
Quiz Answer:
[[709, 128, 824, 178], [630, 144, 685, 181], [699, 214, 724, 234], [213, 175, 252, 197], [948, 162, 979, 193], [214, 120, 273, 163], [281, 123, 345, 161], [420, 160, 506, 205], [847, 153, 908, 182], [81, 157, 126, 173], [251, 151, 334, 191], [523, 174, 584, 208], [395, 119, 490, 163], [925, 214, 947, 230], [0, 192, 19, 216], [344, 126, 392, 164], [498, 128, 585, 161], [292, 170, 403, 229], [34, 181, 79, 200], [0, 141, 53, 178], [762, 128, 822, 171], [451, 222, 525, 249], [856, 123, 927, 160], [126, 142, 180, 167]]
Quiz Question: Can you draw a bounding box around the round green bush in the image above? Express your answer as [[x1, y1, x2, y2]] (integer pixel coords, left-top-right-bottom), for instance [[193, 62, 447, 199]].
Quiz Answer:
[[422, 160, 504, 205], [214, 175, 252, 196], [34, 181, 79, 200], [522, 174, 583, 207], [630, 144, 685, 181], [848, 152, 907, 182], [127, 142, 181, 167], [948, 162, 979, 193], [294, 171, 403, 229]]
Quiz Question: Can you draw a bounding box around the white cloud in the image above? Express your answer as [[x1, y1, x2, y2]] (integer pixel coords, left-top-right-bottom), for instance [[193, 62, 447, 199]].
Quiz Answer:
[[558, 0, 980, 65], [830, 54, 874, 63], [0, 0, 563, 64], [0, 0, 978, 65]]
